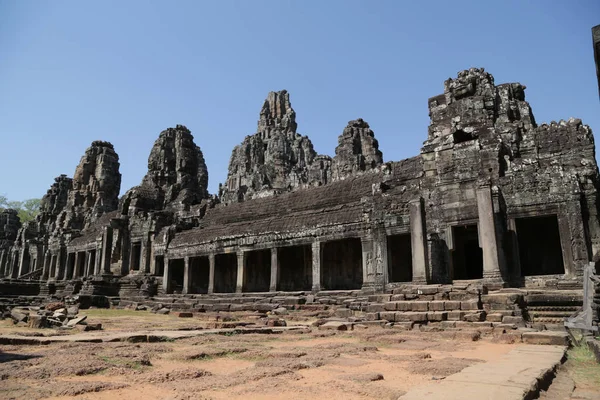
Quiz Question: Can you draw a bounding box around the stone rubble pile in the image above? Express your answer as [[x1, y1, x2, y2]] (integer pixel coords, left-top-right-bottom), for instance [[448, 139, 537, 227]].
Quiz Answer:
[[1, 301, 102, 331]]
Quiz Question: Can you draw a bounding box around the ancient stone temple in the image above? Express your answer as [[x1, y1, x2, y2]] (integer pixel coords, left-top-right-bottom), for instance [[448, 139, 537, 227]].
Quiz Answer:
[[1, 68, 598, 328]]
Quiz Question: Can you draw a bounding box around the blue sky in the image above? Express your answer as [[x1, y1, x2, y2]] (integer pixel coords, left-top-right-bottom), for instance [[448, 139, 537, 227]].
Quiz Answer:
[[1, 1, 599, 201]]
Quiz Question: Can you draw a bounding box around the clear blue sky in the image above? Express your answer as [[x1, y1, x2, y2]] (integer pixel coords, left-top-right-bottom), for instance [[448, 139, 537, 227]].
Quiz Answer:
[[1, 1, 599, 202]]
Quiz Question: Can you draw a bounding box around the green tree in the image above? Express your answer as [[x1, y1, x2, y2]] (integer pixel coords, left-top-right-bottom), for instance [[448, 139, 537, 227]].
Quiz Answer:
[[0, 195, 41, 223]]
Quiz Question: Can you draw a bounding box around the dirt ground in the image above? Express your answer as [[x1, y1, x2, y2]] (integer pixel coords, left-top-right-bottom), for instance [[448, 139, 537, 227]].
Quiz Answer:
[[0, 308, 572, 400]]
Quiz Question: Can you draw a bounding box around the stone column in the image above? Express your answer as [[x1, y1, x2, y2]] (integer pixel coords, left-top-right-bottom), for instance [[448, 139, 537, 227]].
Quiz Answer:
[[10, 252, 19, 278], [41, 250, 51, 280], [183, 256, 191, 294], [361, 237, 373, 286], [409, 198, 428, 283], [476, 186, 502, 280], [17, 244, 29, 277], [0, 250, 6, 277], [49, 255, 57, 280], [311, 241, 321, 292], [94, 246, 101, 275], [56, 248, 65, 280], [236, 251, 245, 293], [208, 254, 215, 294], [84, 251, 92, 277], [64, 252, 74, 280], [269, 247, 279, 292], [73, 252, 82, 278], [100, 226, 113, 275], [162, 257, 171, 293]]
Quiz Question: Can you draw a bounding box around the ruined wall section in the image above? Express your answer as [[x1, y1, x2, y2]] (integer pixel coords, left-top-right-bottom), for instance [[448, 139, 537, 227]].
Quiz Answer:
[[332, 118, 383, 181]]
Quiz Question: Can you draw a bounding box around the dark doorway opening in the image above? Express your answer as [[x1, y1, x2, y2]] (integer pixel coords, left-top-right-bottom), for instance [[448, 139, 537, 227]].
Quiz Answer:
[[516, 215, 565, 276], [76, 251, 86, 278], [452, 224, 483, 280], [190, 256, 210, 294], [214, 253, 237, 293], [387, 234, 412, 282], [155, 255, 165, 276], [131, 243, 142, 271], [321, 238, 363, 290], [278, 245, 312, 291], [243, 249, 270, 292], [169, 259, 185, 294], [49, 255, 57, 278]]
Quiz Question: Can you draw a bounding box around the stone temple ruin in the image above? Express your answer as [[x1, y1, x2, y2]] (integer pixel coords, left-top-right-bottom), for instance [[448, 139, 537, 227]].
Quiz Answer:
[[1, 68, 599, 330]]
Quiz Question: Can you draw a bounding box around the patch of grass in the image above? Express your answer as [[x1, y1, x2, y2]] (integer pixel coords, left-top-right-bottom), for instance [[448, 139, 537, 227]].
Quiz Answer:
[[99, 356, 150, 370], [566, 343, 600, 387], [83, 308, 152, 318]]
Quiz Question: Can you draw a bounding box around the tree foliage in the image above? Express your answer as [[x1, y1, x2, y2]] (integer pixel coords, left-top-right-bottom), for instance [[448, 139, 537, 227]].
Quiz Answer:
[[0, 195, 41, 223]]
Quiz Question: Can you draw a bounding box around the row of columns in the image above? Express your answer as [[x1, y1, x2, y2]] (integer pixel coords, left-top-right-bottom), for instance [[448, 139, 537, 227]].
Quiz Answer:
[[163, 186, 504, 294]]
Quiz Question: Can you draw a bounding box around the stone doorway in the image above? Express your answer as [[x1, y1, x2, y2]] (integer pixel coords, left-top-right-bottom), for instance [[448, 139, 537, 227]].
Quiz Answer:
[[130, 242, 142, 271], [169, 259, 185, 294], [516, 215, 565, 276], [452, 224, 483, 280], [155, 255, 164, 276], [190, 256, 210, 294], [387, 234, 412, 282], [321, 238, 363, 290], [278, 245, 312, 291], [214, 253, 237, 293], [76, 251, 86, 278], [243, 249, 270, 292]]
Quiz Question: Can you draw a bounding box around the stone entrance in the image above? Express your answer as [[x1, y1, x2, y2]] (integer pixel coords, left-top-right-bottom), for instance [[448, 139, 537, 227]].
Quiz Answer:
[[243, 249, 270, 292], [516, 215, 565, 276], [214, 253, 237, 293], [190, 256, 210, 294], [278, 245, 312, 291], [321, 238, 363, 290], [451, 224, 483, 280], [387, 234, 412, 283]]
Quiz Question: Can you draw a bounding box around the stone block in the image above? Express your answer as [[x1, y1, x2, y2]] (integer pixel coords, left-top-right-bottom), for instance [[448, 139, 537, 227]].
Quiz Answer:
[[319, 321, 349, 331], [368, 294, 391, 302], [384, 302, 398, 311], [486, 313, 504, 322], [27, 315, 47, 329], [176, 312, 193, 318], [502, 316, 524, 324], [411, 301, 429, 312], [367, 303, 385, 313], [522, 331, 569, 346], [390, 294, 405, 301], [365, 312, 380, 321], [440, 321, 456, 329], [392, 322, 414, 330], [395, 301, 412, 311], [444, 301, 461, 310], [447, 311, 466, 321], [334, 308, 353, 318], [427, 311, 448, 321], [417, 286, 439, 295], [379, 311, 396, 322], [461, 300, 480, 310], [428, 301, 445, 311], [463, 311, 486, 322], [395, 312, 428, 322]]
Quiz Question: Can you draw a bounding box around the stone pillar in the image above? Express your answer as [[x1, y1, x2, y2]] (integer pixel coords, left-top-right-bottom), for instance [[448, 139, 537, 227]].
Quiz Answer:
[[183, 256, 191, 294], [162, 257, 171, 293], [236, 251, 245, 293], [362, 230, 388, 291], [65, 252, 74, 280], [361, 237, 373, 286], [410, 198, 428, 283], [17, 245, 29, 277], [311, 241, 321, 292], [100, 226, 113, 275], [0, 250, 6, 277], [42, 250, 51, 280], [73, 252, 82, 278], [476, 186, 502, 280], [208, 254, 215, 294], [56, 248, 65, 280], [269, 247, 279, 292], [10, 252, 19, 278], [94, 246, 101, 275], [49, 255, 57, 280], [84, 251, 92, 277]]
